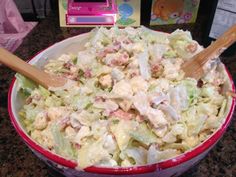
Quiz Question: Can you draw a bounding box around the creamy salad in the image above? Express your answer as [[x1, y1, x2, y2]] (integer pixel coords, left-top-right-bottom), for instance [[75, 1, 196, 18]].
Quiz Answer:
[[17, 27, 227, 169]]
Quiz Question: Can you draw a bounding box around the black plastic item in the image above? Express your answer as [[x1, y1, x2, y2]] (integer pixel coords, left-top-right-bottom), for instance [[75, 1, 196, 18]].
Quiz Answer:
[[141, 0, 152, 26], [19, 0, 38, 21], [203, 0, 236, 57], [44, 0, 48, 17], [50, 0, 57, 11]]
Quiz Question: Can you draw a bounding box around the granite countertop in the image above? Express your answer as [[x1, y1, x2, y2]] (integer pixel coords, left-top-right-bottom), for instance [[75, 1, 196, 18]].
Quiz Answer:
[[0, 12, 235, 177]]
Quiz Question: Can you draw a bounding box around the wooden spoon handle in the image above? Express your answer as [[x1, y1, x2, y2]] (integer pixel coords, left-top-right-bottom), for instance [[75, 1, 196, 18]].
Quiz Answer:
[[198, 24, 236, 65], [0, 48, 66, 88], [182, 24, 236, 80]]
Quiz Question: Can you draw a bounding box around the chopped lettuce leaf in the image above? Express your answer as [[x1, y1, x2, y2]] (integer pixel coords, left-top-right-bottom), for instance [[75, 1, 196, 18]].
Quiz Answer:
[[218, 99, 227, 118], [38, 86, 50, 98], [130, 123, 157, 146], [140, 26, 169, 44], [181, 79, 200, 105], [168, 30, 193, 59], [51, 124, 77, 159], [77, 134, 116, 168], [120, 147, 147, 165], [163, 49, 177, 58], [137, 48, 151, 80], [16, 74, 37, 96], [110, 120, 138, 151], [147, 145, 178, 164]]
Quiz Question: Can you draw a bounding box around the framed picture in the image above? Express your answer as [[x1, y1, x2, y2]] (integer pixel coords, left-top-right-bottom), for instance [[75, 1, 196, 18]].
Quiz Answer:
[[150, 0, 200, 25]]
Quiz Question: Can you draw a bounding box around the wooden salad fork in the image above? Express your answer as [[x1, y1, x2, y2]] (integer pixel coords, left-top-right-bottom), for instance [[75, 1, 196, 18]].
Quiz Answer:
[[0, 48, 67, 88], [182, 24, 236, 80]]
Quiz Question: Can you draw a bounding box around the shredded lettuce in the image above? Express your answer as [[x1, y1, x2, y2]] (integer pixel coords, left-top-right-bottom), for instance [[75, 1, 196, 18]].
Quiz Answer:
[[168, 30, 193, 59], [181, 79, 200, 105], [130, 123, 157, 146], [38, 86, 50, 97], [140, 26, 169, 44], [147, 145, 178, 164], [77, 134, 117, 168], [218, 99, 227, 118], [137, 48, 151, 80], [110, 120, 138, 151], [16, 74, 37, 96], [51, 124, 77, 159], [120, 147, 147, 166], [163, 49, 178, 58]]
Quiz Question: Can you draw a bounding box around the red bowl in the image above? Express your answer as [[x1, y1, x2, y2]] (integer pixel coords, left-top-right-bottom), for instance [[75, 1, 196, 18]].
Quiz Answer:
[[8, 32, 236, 177]]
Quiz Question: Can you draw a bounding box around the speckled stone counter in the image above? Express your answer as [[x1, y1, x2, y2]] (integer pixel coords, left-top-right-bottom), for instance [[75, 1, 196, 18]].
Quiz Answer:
[[0, 12, 235, 177]]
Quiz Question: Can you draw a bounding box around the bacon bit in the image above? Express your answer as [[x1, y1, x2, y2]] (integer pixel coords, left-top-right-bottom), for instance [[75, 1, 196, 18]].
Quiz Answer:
[[113, 41, 120, 45], [123, 38, 133, 44], [111, 109, 134, 120], [97, 51, 107, 59], [63, 62, 73, 69], [123, 52, 129, 59], [57, 117, 70, 131], [59, 116, 70, 125], [151, 64, 160, 73], [110, 59, 120, 66], [45, 113, 50, 121], [84, 68, 92, 78], [111, 134, 116, 139], [74, 126, 81, 132], [110, 52, 129, 66], [136, 115, 145, 123], [104, 48, 116, 53], [113, 41, 121, 50], [186, 43, 198, 53], [95, 96, 106, 102], [197, 79, 204, 88], [75, 143, 81, 149], [98, 49, 113, 59], [74, 76, 80, 81], [64, 73, 77, 80], [151, 64, 163, 78], [130, 72, 138, 78], [105, 42, 121, 53], [98, 42, 121, 59]]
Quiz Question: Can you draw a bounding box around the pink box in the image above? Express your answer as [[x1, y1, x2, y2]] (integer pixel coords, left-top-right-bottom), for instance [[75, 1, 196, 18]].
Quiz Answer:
[[66, 0, 117, 25]]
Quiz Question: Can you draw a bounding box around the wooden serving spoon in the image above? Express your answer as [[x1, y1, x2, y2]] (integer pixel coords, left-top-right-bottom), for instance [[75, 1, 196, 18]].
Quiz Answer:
[[182, 24, 236, 80], [0, 48, 67, 88]]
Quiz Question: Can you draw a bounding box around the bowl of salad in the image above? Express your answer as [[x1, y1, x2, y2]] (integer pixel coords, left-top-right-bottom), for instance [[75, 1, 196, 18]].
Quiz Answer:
[[8, 27, 235, 177]]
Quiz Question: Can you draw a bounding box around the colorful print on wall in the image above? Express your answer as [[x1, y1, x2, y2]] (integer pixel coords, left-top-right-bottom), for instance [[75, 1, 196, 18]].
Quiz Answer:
[[150, 0, 200, 26], [116, 0, 141, 26]]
